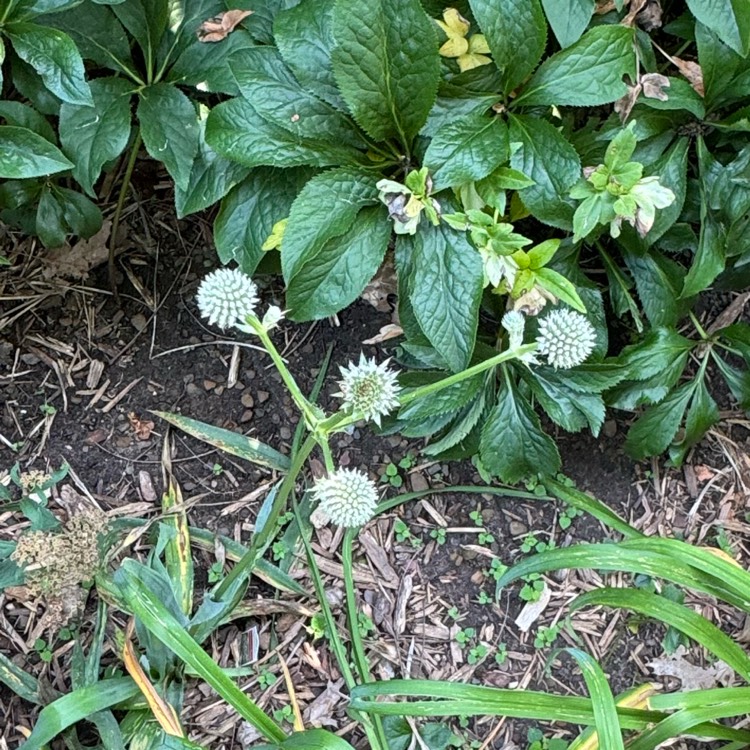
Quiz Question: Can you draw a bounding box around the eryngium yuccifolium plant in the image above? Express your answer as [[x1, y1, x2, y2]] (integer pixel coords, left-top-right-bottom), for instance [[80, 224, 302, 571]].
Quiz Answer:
[[311, 468, 379, 527], [335, 354, 401, 426], [196, 268, 259, 329], [536, 308, 596, 369]]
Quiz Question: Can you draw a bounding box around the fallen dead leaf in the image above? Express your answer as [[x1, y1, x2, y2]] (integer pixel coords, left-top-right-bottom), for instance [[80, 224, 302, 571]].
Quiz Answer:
[[302, 679, 345, 728], [41, 221, 111, 281], [197, 9, 253, 42], [362, 323, 403, 345], [128, 412, 155, 440], [648, 646, 734, 690], [671, 57, 704, 96]]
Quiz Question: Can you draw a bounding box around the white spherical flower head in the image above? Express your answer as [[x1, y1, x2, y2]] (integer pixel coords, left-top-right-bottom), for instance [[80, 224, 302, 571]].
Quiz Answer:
[[336, 354, 401, 426], [196, 268, 259, 329], [312, 468, 379, 527], [537, 309, 596, 369]]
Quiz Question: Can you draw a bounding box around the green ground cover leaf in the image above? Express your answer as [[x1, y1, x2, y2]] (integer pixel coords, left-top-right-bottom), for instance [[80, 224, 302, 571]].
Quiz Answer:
[[0, 125, 72, 178], [541, 0, 595, 48], [331, 0, 439, 144], [688, 0, 750, 56]]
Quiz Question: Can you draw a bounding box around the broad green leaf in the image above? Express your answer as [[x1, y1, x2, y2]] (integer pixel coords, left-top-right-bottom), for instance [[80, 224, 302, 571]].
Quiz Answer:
[[10, 55, 61, 115], [174, 120, 249, 219], [668, 379, 719, 466], [281, 167, 378, 282], [565, 649, 624, 750], [169, 30, 255, 95], [382, 716, 456, 750], [541, 0, 595, 48], [423, 390, 488, 456], [5, 22, 93, 106], [534, 268, 585, 312], [59, 77, 132, 196], [624, 380, 695, 460], [400, 373, 485, 421], [0, 649, 38, 704], [18, 678, 139, 750], [229, 47, 363, 148], [424, 114, 508, 191], [469, 0, 547, 95], [409, 224, 483, 372], [642, 137, 689, 246], [331, 0, 440, 143], [681, 212, 726, 300], [0, 100, 55, 142], [35, 186, 67, 247], [480, 378, 560, 482], [639, 77, 706, 119], [617, 327, 693, 382], [137, 83, 199, 192], [114, 560, 286, 744], [111, 0, 169, 66], [509, 114, 580, 229], [214, 168, 311, 274], [696, 21, 749, 110], [286, 206, 390, 320], [274, 0, 345, 109], [56, 187, 102, 237], [514, 25, 635, 107], [153, 412, 291, 471], [38, 3, 133, 75], [624, 250, 686, 327], [713, 354, 750, 409], [572, 588, 750, 680], [687, 0, 750, 56], [205, 98, 363, 169]]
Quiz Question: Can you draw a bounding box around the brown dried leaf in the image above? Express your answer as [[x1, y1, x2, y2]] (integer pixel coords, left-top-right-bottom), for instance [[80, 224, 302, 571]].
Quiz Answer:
[[362, 323, 403, 345], [302, 680, 345, 728], [614, 82, 642, 123], [648, 646, 733, 690], [41, 220, 111, 281], [671, 57, 704, 96], [128, 412, 155, 440], [197, 9, 253, 42], [641, 73, 670, 101]]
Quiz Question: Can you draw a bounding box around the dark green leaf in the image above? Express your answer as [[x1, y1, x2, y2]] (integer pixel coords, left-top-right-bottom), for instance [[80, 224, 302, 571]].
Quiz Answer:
[[331, 0, 440, 143], [687, 0, 750, 56], [111, 0, 168, 65], [424, 114, 508, 191], [230, 47, 363, 148], [205, 98, 363, 168], [713, 354, 750, 409], [541, 0, 595, 48], [137, 83, 199, 191], [10, 55, 61, 115], [214, 168, 311, 275], [59, 77, 132, 196], [282, 167, 378, 282], [480, 378, 560, 482], [681, 213, 726, 298], [286, 206, 391, 320], [643, 137, 689, 246], [509, 114, 580, 229], [6, 22, 92, 106], [56, 187, 102, 237], [0, 100, 55, 142], [469, 0, 547, 95], [624, 250, 686, 327], [514, 25, 635, 107], [35, 187, 67, 247], [409, 224, 483, 372], [400, 373, 485, 420], [624, 381, 695, 460], [617, 327, 693, 381], [274, 0, 344, 109], [668, 379, 719, 466], [639, 77, 705, 119]]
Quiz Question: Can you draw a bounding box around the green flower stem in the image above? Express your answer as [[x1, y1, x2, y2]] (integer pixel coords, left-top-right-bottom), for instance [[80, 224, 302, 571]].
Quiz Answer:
[[399, 344, 536, 407], [689, 311, 709, 341], [213, 433, 317, 601], [244, 317, 319, 428], [319, 439, 335, 473]]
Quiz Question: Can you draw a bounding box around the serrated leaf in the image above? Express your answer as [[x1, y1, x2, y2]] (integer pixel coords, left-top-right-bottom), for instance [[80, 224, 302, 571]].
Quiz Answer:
[[205, 98, 363, 169], [286, 206, 391, 320], [681, 213, 726, 299], [6, 22, 92, 106], [399, 373, 485, 421], [423, 389, 489, 456], [515, 25, 635, 107], [409, 224, 483, 372], [541, 0, 595, 48], [509, 114, 580, 229], [214, 167, 311, 275], [668, 379, 719, 466], [274, 0, 345, 109], [624, 250, 686, 327], [617, 327, 693, 382], [713, 355, 750, 409], [687, 0, 750, 57], [625, 381, 695, 460], [281, 167, 378, 282], [642, 137, 689, 246], [230, 46, 364, 148], [0, 126, 73, 178], [137, 83, 199, 192], [424, 114, 508, 191], [469, 0, 547, 95], [331, 0, 439, 143], [111, 0, 168, 63], [59, 77, 132, 197], [480, 378, 560, 482]]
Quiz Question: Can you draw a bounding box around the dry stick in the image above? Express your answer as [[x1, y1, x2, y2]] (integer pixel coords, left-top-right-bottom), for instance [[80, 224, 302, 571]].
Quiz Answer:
[[109, 130, 143, 305]]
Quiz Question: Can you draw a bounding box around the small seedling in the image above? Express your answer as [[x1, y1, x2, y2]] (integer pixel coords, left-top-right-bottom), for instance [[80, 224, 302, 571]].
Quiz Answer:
[[394, 519, 422, 548], [495, 642, 508, 665], [257, 669, 276, 689], [273, 705, 294, 724], [34, 638, 53, 663], [39, 403, 57, 417], [520, 574, 545, 602], [447, 606, 461, 621], [487, 558, 508, 582], [381, 461, 404, 488], [520, 533, 554, 555], [533, 624, 560, 650], [211, 462, 224, 476], [475, 590, 492, 605], [478, 530, 495, 546], [558, 505, 582, 530], [467, 643, 489, 665], [430, 527, 447, 545], [208, 560, 224, 583], [454, 626, 475, 647], [272, 540, 288, 561], [469, 509, 483, 527], [527, 727, 569, 750], [357, 612, 376, 638], [307, 613, 327, 640]]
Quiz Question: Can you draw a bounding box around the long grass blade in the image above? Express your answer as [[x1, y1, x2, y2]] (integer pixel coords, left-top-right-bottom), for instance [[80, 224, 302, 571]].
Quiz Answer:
[[114, 560, 287, 744], [572, 588, 750, 680], [0, 648, 39, 703], [18, 677, 139, 750], [564, 649, 624, 750], [153, 411, 291, 471]]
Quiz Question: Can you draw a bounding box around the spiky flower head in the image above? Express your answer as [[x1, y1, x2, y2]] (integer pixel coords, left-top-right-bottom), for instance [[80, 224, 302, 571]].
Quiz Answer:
[[261, 305, 285, 332], [536, 309, 596, 369], [196, 268, 259, 329], [311, 468, 379, 527], [335, 354, 401, 426]]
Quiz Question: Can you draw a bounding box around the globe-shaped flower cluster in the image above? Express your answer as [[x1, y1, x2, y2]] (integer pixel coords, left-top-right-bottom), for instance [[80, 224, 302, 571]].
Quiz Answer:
[[311, 468, 379, 527], [335, 354, 401, 426], [536, 309, 596, 369], [196, 268, 259, 329]]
